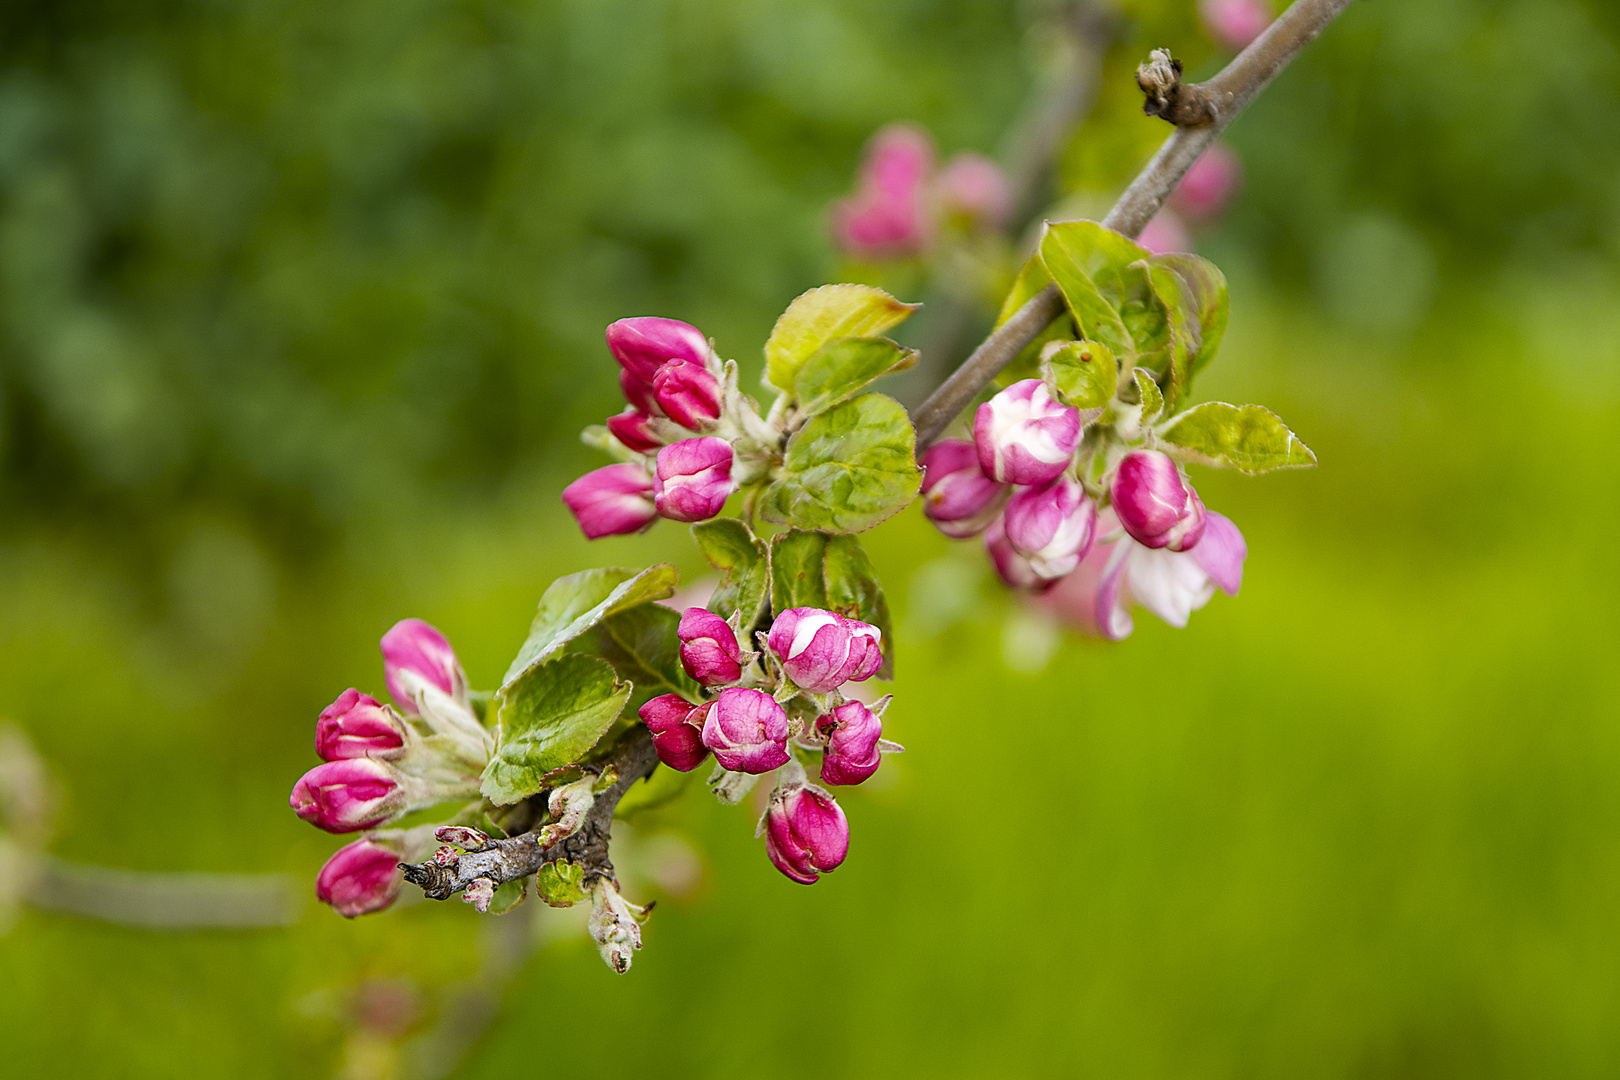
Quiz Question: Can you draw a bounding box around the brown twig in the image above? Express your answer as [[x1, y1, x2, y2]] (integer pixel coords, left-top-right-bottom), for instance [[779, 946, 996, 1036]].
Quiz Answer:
[[909, 0, 1357, 450], [399, 729, 659, 899]]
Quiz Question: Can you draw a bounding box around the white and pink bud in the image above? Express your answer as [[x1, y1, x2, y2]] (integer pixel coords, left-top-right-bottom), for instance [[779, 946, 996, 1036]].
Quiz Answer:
[[677, 607, 745, 686], [562, 463, 658, 539], [700, 687, 790, 774], [973, 379, 1083, 486], [765, 608, 883, 694], [1003, 475, 1097, 580], [290, 758, 408, 834], [653, 438, 736, 522], [919, 438, 1008, 539], [1200, 0, 1273, 51], [639, 693, 709, 772], [605, 409, 663, 453], [315, 689, 410, 762], [762, 784, 849, 885], [817, 700, 884, 786], [983, 516, 1043, 589], [315, 836, 408, 918], [830, 124, 936, 259], [1110, 450, 1206, 551], [1138, 208, 1192, 255], [1170, 144, 1243, 224], [652, 360, 722, 431], [605, 317, 713, 384], [935, 152, 1011, 229]]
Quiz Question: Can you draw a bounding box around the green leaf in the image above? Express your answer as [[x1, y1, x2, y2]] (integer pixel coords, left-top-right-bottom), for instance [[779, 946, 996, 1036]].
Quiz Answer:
[[690, 519, 769, 627], [483, 654, 631, 805], [1134, 368, 1165, 425], [569, 602, 698, 714], [1158, 402, 1318, 473], [768, 530, 894, 679], [1144, 261, 1200, 408], [759, 393, 921, 534], [1151, 253, 1228, 382], [770, 530, 830, 613], [534, 860, 589, 908], [823, 534, 894, 679], [764, 284, 918, 392], [1042, 340, 1117, 412], [488, 877, 527, 914], [995, 252, 1075, 385], [501, 565, 678, 691], [795, 337, 918, 415], [1038, 221, 1151, 363]]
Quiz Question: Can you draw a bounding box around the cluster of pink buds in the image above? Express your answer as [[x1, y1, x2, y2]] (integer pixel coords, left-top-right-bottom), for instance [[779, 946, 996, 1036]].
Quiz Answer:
[[563, 318, 778, 539], [920, 381, 1246, 639], [637, 604, 900, 884], [290, 619, 492, 917], [830, 124, 1012, 261]]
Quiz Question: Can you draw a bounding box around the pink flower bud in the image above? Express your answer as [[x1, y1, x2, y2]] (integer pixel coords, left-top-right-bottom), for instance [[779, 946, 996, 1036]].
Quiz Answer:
[[605, 317, 712, 384], [677, 607, 744, 686], [653, 437, 736, 523], [380, 619, 465, 715], [316, 836, 406, 917], [562, 463, 658, 539], [830, 125, 936, 259], [1137, 208, 1192, 255], [1003, 475, 1098, 580], [619, 369, 663, 415], [640, 693, 709, 772], [763, 785, 849, 884], [290, 758, 405, 833], [973, 379, 1082, 485], [700, 687, 789, 774], [935, 152, 1011, 228], [1200, 0, 1273, 51], [1170, 144, 1243, 223], [652, 359, 722, 430], [315, 689, 408, 762], [606, 409, 663, 453], [765, 608, 883, 693], [919, 438, 1008, 538], [1110, 450, 1207, 551], [817, 700, 883, 786], [983, 515, 1043, 589]]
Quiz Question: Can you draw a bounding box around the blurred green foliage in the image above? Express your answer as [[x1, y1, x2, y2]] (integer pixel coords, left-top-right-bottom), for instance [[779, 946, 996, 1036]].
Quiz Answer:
[[2, 0, 1620, 1076]]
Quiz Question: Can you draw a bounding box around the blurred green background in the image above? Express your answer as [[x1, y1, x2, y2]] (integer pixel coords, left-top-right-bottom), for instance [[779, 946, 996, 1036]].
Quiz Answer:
[[4, 0, 1620, 1075]]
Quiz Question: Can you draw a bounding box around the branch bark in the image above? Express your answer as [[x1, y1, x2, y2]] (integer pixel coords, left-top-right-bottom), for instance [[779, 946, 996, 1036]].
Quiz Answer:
[[399, 729, 660, 900], [909, 0, 1356, 450]]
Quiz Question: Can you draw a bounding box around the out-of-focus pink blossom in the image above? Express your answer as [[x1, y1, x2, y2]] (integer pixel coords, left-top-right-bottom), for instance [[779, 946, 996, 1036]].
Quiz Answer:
[[1003, 475, 1098, 580], [984, 516, 1043, 590], [1138, 209, 1193, 255], [1170, 144, 1243, 224], [935, 152, 1012, 228], [830, 125, 936, 259], [1200, 0, 1273, 51]]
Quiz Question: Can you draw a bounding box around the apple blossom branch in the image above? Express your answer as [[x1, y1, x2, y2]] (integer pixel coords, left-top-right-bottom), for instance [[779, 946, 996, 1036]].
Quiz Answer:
[[909, 0, 1358, 451], [399, 730, 660, 901]]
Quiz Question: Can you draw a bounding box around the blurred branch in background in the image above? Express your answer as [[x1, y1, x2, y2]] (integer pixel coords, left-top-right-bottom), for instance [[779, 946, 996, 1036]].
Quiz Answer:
[[910, 0, 1358, 449], [901, 0, 1116, 398]]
